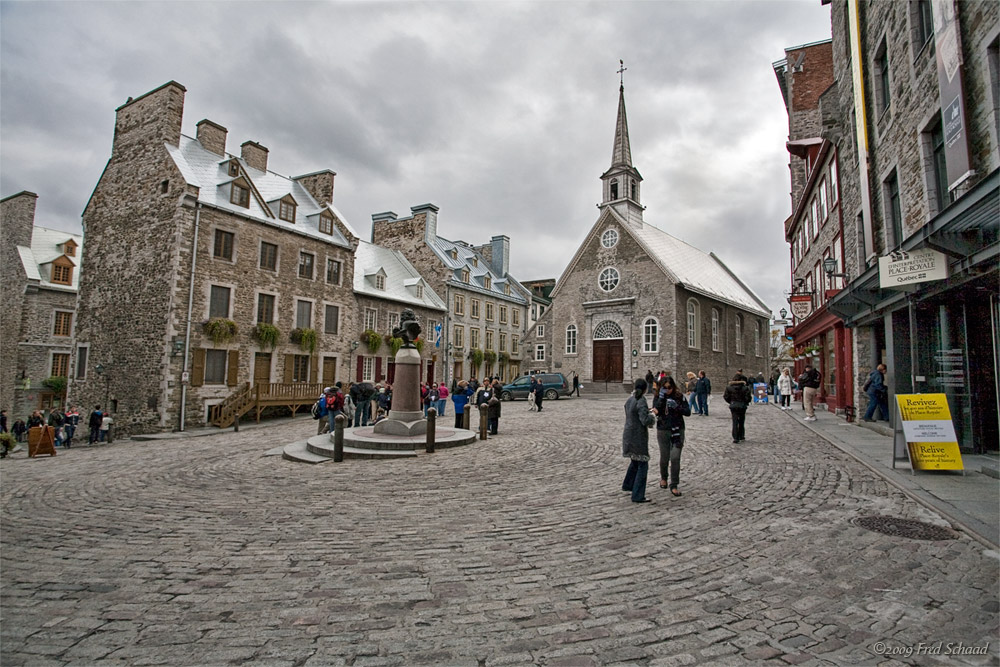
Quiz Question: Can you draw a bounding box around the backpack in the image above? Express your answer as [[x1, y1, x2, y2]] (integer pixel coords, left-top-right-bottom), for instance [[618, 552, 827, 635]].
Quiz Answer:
[[310, 399, 322, 420], [332, 392, 345, 412]]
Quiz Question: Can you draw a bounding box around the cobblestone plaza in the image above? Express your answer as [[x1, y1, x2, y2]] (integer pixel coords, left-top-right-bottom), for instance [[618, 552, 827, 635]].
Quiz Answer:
[[2, 398, 997, 666]]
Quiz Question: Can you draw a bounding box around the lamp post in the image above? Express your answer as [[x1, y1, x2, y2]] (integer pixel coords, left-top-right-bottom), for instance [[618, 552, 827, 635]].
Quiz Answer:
[[823, 257, 849, 283], [779, 308, 788, 320], [350, 341, 359, 382]]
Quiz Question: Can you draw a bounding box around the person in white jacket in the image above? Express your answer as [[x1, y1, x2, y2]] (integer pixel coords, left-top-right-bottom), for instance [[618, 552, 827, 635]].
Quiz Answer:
[[777, 368, 794, 410]]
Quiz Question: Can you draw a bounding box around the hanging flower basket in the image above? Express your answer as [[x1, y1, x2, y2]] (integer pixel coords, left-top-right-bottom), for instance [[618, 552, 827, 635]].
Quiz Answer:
[[361, 329, 382, 354], [42, 375, 68, 396], [290, 327, 318, 354], [498, 351, 510, 365], [414, 338, 425, 353], [387, 336, 404, 356], [204, 318, 238, 345], [252, 323, 280, 351], [483, 350, 497, 365], [468, 348, 484, 368]]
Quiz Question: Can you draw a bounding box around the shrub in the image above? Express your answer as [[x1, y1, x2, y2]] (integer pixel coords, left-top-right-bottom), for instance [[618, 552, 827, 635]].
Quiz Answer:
[[205, 318, 238, 345], [253, 323, 280, 350], [362, 329, 382, 354], [290, 328, 318, 354]]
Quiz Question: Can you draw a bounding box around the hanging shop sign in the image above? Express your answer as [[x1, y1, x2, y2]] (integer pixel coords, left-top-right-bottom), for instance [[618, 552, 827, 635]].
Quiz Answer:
[[878, 248, 949, 289], [789, 294, 813, 321], [894, 393, 964, 472]]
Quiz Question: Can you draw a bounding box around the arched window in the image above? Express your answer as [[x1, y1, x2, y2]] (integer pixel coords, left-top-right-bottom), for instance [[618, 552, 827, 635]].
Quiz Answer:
[[593, 320, 624, 339], [643, 318, 659, 353], [711, 309, 720, 351], [630, 179, 637, 200], [754, 321, 762, 357], [686, 298, 700, 349], [735, 314, 744, 355], [598, 267, 620, 292], [610, 178, 619, 200], [565, 324, 577, 354]]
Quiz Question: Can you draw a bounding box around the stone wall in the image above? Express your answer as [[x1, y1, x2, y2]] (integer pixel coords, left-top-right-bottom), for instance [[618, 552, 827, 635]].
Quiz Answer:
[[0, 192, 36, 415]]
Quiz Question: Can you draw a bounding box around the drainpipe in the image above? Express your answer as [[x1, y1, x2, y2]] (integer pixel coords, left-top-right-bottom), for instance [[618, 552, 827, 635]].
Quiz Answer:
[[179, 195, 201, 431]]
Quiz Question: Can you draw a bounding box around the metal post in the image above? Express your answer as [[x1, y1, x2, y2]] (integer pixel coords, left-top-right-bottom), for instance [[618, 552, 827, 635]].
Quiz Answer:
[[426, 407, 436, 453], [479, 404, 488, 440], [334, 414, 345, 462]]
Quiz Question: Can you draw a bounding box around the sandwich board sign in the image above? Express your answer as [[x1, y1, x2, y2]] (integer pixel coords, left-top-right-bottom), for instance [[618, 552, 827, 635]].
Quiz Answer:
[[894, 393, 964, 474]]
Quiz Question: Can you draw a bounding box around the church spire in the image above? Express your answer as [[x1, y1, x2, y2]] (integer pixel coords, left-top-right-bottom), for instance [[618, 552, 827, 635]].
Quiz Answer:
[[600, 61, 644, 227], [611, 62, 632, 168]]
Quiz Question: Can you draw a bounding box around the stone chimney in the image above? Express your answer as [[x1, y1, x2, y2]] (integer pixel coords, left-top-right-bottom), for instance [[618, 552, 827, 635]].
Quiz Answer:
[[0, 191, 39, 250], [241, 141, 268, 172], [371, 211, 398, 223], [410, 203, 439, 243], [197, 119, 228, 156], [293, 170, 336, 205], [113, 81, 186, 154], [490, 235, 510, 278]]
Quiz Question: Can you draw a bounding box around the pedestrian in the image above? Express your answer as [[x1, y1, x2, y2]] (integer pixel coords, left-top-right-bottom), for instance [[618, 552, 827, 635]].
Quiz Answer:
[[488, 380, 502, 434], [436, 382, 448, 417], [572, 372, 580, 397], [652, 375, 690, 496], [48, 407, 65, 447], [0, 409, 7, 434], [87, 406, 102, 443], [777, 369, 794, 409], [64, 405, 79, 447], [798, 363, 822, 421], [12, 419, 27, 443], [28, 410, 45, 429], [645, 369, 655, 394], [475, 382, 495, 435], [862, 363, 889, 422], [528, 376, 538, 411], [622, 378, 655, 503], [695, 370, 711, 416], [451, 381, 472, 429], [532, 377, 544, 412], [685, 371, 700, 415], [377, 385, 391, 414], [724, 372, 752, 443], [315, 387, 332, 434], [100, 411, 113, 443], [343, 383, 356, 426]]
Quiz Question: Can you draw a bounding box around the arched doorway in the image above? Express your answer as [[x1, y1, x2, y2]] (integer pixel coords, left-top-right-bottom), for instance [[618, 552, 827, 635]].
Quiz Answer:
[[592, 320, 624, 383]]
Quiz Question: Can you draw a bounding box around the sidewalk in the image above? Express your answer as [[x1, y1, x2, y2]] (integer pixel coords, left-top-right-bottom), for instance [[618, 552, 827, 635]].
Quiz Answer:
[[769, 400, 1000, 549]]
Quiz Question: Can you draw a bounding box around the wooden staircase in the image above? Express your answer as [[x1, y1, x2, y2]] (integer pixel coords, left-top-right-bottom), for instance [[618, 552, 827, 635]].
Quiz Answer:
[[210, 382, 324, 428], [209, 382, 254, 428]]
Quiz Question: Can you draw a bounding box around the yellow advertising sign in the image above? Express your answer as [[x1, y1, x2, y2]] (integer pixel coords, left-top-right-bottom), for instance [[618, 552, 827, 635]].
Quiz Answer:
[[896, 394, 964, 471]]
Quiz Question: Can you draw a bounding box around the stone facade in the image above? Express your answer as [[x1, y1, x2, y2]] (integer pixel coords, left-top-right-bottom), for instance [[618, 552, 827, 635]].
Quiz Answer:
[[1, 192, 83, 419]]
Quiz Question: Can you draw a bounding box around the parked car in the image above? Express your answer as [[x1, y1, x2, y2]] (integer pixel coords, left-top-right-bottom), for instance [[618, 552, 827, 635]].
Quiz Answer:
[[500, 373, 572, 401]]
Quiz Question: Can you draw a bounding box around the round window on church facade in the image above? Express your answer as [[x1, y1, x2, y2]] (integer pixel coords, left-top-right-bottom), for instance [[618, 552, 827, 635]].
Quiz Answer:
[[601, 229, 619, 248], [598, 267, 620, 292]]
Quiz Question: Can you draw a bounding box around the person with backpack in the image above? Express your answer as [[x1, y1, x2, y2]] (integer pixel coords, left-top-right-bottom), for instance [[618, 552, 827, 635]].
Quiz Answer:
[[724, 372, 752, 443], [451, 381, 473, 429], [798, 364, 822, 421], [862, 363, 889, 422], [436, 382, 448, 417], [88, 406, 103, 444]]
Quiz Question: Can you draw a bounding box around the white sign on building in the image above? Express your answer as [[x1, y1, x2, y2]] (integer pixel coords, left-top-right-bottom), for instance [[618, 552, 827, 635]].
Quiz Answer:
[[878, 248, 949, 289]]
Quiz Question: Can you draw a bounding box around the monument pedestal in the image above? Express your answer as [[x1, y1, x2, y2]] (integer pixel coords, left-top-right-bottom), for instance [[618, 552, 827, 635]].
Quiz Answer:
[[373, 347, 427, 436]]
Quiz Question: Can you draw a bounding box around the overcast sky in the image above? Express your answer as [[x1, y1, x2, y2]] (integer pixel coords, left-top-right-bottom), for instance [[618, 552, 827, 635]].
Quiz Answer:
[[1, 0, 832, 315]]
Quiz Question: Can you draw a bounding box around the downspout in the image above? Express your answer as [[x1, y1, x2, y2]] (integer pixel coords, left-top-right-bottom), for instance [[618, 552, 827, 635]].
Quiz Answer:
[[179, 195, 201, 432]]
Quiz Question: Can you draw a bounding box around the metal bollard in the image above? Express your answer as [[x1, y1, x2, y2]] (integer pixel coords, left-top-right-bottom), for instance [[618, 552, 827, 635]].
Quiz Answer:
[[426, 407, 436, 453], [334, 414, 345, 462], [462, 409, 470, 430], [233, 415, 239, 432], [479, 404, 488, 440]]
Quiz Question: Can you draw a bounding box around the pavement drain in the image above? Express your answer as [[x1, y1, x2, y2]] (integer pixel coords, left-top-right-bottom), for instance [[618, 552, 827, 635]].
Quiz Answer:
[[851, 515, 960, 541]]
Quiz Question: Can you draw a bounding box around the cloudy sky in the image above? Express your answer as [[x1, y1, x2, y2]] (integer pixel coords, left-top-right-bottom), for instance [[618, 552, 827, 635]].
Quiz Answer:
[[1, 0, 832, 315]]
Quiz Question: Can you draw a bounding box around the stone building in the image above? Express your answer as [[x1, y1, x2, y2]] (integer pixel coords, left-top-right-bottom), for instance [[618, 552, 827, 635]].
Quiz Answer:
[[70, 82, 362, 436], [1, 192, 83, 418], [526, 84, 771, 388], [371, 206, 531, 385], [521, 278, 555, 331], [816, 0, 999, 453]]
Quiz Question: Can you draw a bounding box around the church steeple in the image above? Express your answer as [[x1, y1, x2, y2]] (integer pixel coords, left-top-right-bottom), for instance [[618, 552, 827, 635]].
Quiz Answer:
[[599, 62, 644, 227]]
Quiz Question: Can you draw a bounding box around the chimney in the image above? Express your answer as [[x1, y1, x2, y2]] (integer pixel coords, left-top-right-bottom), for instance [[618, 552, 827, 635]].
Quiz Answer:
[[410, 203, 439, 243], [490, 234, 510, 278], [241, 140, 269, 172], [371, 211, 398, 223], [0, 191, 39, 250], [113, 81, 186, 154], [196, 119, 228, 156], [293, 170, 335, 206]]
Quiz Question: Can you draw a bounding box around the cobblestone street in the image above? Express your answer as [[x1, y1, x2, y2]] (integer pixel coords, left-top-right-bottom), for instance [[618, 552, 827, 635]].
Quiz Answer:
[[2, 397, 997, 666]]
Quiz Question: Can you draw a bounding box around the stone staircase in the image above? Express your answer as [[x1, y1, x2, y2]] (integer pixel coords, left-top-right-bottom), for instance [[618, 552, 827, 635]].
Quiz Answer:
[[282, 425, 478, 464]]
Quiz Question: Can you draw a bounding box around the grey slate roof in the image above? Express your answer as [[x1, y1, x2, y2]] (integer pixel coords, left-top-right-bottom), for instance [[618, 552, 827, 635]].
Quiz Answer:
[[425, 236, 529, 305], [17, 226, 83, 291], [166, 135, 355, 247], [353, 240, 446, 311]]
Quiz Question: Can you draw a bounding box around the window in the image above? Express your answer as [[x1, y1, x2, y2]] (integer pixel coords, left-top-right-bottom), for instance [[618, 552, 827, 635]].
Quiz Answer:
[[293, 355, 310, 383], [375, 273, 386, 290], [53, 311, 72, 337], [602, 228, 619, 248], [454, 295, 465, 316], [630, 180, 637, 200], [876, 39, 891, 113], [257, 293, 275, 324], [318, 213, 334, 235], [810, 199, 819, 238], [566, 324, 577, 354], [461, 269, 470, 283], [209, 285, 231, 319], [598, 267, 620, 292], [819, 179, 828, 222], [644, 318, 659, 353], [830, 162, 839, 204], [416, 285, 424, 298], [51, 353, 70, 378], [228, 160, 240, 177], [537, 324, 545, 338], [471, 328, 480, 349], [389, 312, 400, 333], [365, 308, 377, 331], [63, 240, 77, 257], [686, 299, 700, 349], [471, 299, 481, 319], [754, 321, 762, 357], [450, 249, 458, 260], [593, 320, 624, 339], [213, 229, 234, 260], [485, 330, 494, 351], [483, 276, 491, 290], [485, 303, 494, 321], [52, 263, 72, 285], [279, 200, 296, 223], [298, 252, 314, 279], [324, 305, 340, 335], [499, 306, 508, 324], [610, 178, 619, 200], [205, 350, 227, 384], [75, 345, 88, 380], [885, 171, 903, 248], [512, 308, 520, 326], [930, 120, 949, 214], [453, 325, 464, 348], [711, 309, 720, 351], [735, 315, 744, 355], [512, 335, 519, 354], [535, 344, 546, 361], [499, 332, 507, 352], [471, 257, 478, 267], [326, 258, 342, 285], [295, 300, 312, 329], [362, 357, 374, 383], [504, 284, 511, 296], [231, 182, 250, 208], [915, 0, 934, 48], [260, 242, 278, 271]]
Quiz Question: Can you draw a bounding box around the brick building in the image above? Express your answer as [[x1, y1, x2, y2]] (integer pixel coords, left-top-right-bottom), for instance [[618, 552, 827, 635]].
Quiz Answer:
[[371, 206, 531, 385], [70, 82, 364, 436], [1, 192, 83, 418], [526, 84, 771, 389]]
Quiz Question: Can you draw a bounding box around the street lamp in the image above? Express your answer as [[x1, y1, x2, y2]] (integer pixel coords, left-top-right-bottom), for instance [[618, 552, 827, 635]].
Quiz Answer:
[[823, 257, 849, 280], [779, 308, 788, 320]]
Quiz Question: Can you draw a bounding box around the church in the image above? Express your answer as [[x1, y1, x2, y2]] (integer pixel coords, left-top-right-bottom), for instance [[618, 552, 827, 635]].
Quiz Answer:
[[526, 82, 771, 390]]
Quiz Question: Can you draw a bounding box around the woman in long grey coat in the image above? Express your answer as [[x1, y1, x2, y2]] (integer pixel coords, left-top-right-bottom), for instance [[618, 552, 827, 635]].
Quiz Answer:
[[622, 378, 656, 503]]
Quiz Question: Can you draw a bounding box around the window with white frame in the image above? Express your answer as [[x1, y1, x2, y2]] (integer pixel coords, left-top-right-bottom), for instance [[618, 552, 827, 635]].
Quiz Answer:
[[453, 325, 464, 348], [375, 273, 386, 290], [565, 324, 577, 354], [471, 299, 480, 319], [389, 312, 400, 333], [601, 228, 619, 248], [362, 357, 374, 382], [364, 308, 377, 330], [512, 335, 519, 354], [686, 299, 700, 349], [830, 161, 839, 204], [499, 332, 507, 352], [598, 267, 620, 292], [711, 309, 720, 351], [454, 294, 465, 316], [819, 179, 828, 222], [735, 314, 744, 355], [643, 318, 659, 353], [485, 303, 494, 321], [485, 330, 494, 350], [535, 344, 545, 361], [499, 305, 508, 324], [471, 328, 480, 349], [537, 324, 545, 338], [754, 321, 762, 357], [512, 308, 520, 326]]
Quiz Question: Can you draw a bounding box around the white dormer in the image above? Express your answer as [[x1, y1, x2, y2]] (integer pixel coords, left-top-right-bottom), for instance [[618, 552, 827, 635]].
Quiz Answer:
[[267, 193, 298, 223], [403, 277, 425, 299], [366, 266, 387, 291], [306, 209, 337, 235]]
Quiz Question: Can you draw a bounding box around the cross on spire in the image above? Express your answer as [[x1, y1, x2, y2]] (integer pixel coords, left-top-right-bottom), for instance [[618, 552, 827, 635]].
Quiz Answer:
[[617, 59, 627, 87]]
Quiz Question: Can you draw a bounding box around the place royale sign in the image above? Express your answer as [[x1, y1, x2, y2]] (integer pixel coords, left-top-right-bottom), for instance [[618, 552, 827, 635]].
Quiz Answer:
[[878, 248, 949, 289]]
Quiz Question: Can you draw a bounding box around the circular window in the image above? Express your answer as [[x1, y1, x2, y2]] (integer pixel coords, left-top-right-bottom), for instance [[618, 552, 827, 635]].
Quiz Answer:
[[598, 267, 620, 292], [601, 229, 619, 248]]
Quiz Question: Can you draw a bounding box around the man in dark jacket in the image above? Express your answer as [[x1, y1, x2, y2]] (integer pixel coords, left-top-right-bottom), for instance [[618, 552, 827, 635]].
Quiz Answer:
[[88, 406, 103, 444], [723, 375, 752, 443], [695, 371, 712, 416], [798, 364, 822, 421]]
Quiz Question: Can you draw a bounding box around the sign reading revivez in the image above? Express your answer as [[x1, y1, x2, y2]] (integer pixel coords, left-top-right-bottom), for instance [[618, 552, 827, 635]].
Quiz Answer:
[[895, 393, 963, 472]]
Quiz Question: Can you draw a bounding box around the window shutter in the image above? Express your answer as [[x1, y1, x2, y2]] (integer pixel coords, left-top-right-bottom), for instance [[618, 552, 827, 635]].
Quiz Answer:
[[356, 355, 364, 382], [227, 350, 239, 386], [283, 354, 294, 383], [310, 355, 319, 383], [375, 357, 383, 382], [191, 349, 205, 387]]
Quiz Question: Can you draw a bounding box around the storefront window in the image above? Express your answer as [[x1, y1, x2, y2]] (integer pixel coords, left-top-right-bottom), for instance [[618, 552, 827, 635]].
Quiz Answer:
[[824, 330, 836, 397], [917, 302, 971, 450]]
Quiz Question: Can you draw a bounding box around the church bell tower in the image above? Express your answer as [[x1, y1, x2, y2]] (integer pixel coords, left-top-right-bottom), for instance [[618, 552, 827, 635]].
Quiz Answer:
[[599, 63, 644, 228]]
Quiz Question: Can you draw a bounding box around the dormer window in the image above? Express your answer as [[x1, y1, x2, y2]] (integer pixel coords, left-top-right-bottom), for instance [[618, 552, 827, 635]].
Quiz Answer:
[[462, 269, 470, 283], [228, 160, 240, 177], [483, 276, 491, 290], [450, 249, 458, 260], [504, 284, 511, 296], [230, 182, 250, 208], [375, 274, 386, 290], [318, 212, 334, 235], [63, 240, 77, 257], [472, 257, 478, 267], [416, 284, 424, 298], [51, 259, 73, 285], [279, 199, 296, 223]]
